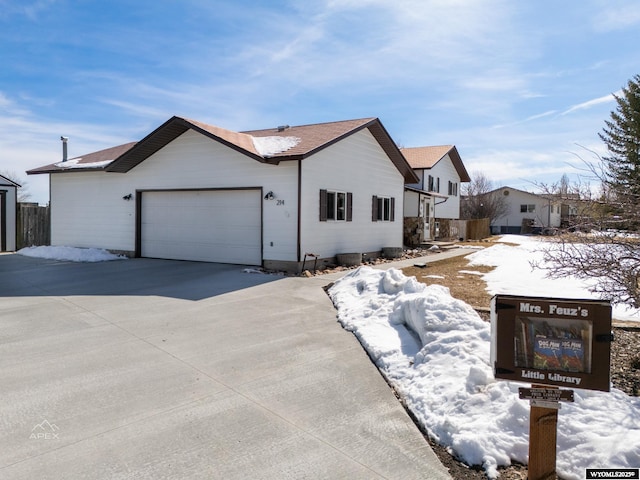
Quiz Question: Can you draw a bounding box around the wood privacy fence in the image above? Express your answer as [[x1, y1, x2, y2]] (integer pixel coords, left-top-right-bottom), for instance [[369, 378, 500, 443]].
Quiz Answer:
[[465, 218, 491, 240], [17, 203, 50, 249], [445, 218, 491, 241]]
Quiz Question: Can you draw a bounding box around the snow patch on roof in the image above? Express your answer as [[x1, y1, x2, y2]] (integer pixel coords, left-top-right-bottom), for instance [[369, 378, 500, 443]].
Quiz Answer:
[[251, 136, 300, 157], [54, 158, 113, 169]]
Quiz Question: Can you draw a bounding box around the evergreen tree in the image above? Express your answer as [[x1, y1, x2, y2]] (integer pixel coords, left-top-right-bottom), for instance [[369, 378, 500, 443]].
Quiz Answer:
[[598, 74, 640, 208], [537, 75, 640, 308]]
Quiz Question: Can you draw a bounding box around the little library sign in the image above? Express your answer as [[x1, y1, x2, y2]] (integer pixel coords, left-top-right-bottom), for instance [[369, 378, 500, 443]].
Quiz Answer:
[[491, 295, 612, 392]]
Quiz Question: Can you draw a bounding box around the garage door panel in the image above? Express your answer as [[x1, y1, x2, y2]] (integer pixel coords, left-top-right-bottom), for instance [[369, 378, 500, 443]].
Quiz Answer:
[[141, 190, 262, 265]]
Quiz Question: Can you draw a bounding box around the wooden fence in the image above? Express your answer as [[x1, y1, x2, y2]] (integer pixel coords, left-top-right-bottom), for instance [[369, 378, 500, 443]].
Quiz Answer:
[[17, 203, 50, 249], [442, 218, 491, 241], [465, 218, 491, 240]]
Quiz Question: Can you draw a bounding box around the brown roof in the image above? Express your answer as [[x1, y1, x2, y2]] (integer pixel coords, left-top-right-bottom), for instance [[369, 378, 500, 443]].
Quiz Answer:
[[400, 145, 470, 182], [28, 116, 419, 183], [243, 118, 376, 158], [27, 142, 137, 175]]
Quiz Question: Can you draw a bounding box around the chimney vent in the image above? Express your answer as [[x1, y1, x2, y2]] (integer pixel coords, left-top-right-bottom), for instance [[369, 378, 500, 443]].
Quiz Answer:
[[60, 136, 69, 162]]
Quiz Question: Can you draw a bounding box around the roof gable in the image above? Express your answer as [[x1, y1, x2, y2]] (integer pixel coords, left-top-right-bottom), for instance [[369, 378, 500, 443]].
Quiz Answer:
[[401, 145, 470, 182], [107, 117, 264, 173], [489, 186, 562, 203]]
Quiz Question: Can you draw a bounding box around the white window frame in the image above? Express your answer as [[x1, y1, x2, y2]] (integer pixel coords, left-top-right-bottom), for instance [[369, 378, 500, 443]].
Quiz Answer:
[[327, 190, 347, 222], [520, 204, 536, 213], [376, 196, 392, 222]]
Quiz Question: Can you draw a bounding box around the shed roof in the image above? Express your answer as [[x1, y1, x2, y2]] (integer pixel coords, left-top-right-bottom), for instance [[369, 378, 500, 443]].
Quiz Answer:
[[0, 174, 21, 187], [400, 145, 470, 182], [28, 116, 418, 183]]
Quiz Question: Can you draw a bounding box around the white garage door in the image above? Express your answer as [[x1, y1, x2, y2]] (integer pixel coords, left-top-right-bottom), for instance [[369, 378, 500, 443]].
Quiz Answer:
[[141, 189, 262, 265]]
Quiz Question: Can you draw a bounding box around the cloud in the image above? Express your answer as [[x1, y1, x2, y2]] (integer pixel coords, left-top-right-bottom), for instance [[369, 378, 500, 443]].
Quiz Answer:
[[561, 91, 620, 116], [0, 0, 56, 20], [593, 2, 640, 31]]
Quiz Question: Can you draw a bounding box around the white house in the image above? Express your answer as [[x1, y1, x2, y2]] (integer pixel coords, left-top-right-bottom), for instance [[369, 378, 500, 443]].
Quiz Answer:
[[27, 116, 418, 271], [400, 145, 470, 242], [489, 186, 562, 234], [0, 174, 19, 252]]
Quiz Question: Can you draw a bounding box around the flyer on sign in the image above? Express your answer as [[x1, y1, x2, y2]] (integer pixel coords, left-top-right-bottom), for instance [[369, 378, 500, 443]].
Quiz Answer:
[[514, 316, 592, 374]]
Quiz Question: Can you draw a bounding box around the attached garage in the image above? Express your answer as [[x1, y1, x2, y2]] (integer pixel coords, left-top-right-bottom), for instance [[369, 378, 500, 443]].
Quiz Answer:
[[139, 189, 262, 265], [28, 115, 419, 272]]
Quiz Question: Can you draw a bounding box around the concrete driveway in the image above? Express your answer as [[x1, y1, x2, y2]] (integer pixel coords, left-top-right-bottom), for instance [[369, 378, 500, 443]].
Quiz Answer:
[[0, 253, 451, 479]]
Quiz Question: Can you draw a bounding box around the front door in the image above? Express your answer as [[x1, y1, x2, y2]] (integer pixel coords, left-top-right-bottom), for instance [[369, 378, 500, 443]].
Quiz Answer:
[[421, 196, 431, 241]]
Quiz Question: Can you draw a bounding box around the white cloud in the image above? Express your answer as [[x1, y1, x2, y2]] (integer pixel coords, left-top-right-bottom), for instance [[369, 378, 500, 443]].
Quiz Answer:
[[593, 2, 640, 31], [561, 91, 620, 116]]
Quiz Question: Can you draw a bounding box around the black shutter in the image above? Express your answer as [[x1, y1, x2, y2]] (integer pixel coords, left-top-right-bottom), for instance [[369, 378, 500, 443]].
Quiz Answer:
[[346, 192, 353, 222], [319, 189, 328, 221], [390, 197, 395, 222], [372, 195, 378, 222]]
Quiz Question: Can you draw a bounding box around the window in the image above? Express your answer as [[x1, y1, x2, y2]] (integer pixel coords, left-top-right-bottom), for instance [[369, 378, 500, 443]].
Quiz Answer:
[[436, 177, 440, 193], [319, 190, 352, 222], [448, 181, 458, 196], [372, 195, 395, 222], [427, 175, 434, 191], [520, 204, 535, 213]]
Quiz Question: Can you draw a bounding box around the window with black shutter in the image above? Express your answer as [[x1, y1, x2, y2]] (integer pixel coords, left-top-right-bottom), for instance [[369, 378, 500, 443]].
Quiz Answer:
[[320, 190, 352, 222], [372, 195, 395, 222]]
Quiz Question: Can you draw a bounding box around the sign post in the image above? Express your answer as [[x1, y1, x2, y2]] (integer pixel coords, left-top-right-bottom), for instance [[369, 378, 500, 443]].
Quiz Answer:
[[491, 295, 612, 480], [529, 400, 558, 480]]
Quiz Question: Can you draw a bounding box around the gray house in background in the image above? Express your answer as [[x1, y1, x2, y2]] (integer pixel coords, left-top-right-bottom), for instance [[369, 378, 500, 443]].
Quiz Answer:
[[489, 186, 561, 234], [0, 174, 19, 251]]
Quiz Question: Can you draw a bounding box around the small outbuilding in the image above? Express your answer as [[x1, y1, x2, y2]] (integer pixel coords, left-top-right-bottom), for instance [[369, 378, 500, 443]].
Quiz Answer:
[[27, 116, 418, 271], [0, 174, 19, 252]]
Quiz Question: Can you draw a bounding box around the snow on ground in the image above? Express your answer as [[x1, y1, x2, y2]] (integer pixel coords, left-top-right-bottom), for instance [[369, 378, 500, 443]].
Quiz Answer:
[[18, 246, 126, 262], [465, 235, 639, 321], [329, 236, 640, 479]]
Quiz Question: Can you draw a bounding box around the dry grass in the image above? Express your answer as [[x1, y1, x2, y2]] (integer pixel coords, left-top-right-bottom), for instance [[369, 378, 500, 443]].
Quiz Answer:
[[401, 238, 512, 309], [403, 255, 494, 309]]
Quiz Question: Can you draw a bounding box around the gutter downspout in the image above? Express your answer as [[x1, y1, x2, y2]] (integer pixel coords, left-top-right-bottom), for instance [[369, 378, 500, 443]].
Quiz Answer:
[[296, 159, 302, 264]]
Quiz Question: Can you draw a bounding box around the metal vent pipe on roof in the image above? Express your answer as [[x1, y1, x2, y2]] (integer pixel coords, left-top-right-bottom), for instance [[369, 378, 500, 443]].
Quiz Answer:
[[60, 136, 69, 162]]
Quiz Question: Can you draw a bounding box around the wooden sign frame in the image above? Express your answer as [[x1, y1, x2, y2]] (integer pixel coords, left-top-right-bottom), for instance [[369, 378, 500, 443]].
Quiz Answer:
[[491, 294, 612, 392]]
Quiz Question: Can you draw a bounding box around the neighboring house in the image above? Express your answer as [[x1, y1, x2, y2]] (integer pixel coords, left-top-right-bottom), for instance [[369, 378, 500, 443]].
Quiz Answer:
[[400, 145, 470, 243], [489, 186, 562, 234], [0, 174, 19, 252], [27, 116, 418, 271]]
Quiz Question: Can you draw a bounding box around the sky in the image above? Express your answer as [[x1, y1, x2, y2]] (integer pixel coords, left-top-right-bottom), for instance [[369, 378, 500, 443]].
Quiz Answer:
[[1, 0, 639, 205]]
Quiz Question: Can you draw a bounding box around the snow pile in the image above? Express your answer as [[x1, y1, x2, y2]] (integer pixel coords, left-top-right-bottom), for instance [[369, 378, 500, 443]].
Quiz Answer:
[[465, 235, 639, 321], [54, 158, 113, 169], [329, 266, 640, 479], [251, 136, 300, 157], [18, 246, 126, 262]]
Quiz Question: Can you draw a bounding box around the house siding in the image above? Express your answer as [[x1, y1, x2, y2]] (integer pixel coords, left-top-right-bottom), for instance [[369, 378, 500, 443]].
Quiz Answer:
[[51, 129, 299, 261], [404, 190, 421, 217], [492, 187, 561, 232], [428, 154, 461, 219], [300, 129, 404, 259]]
